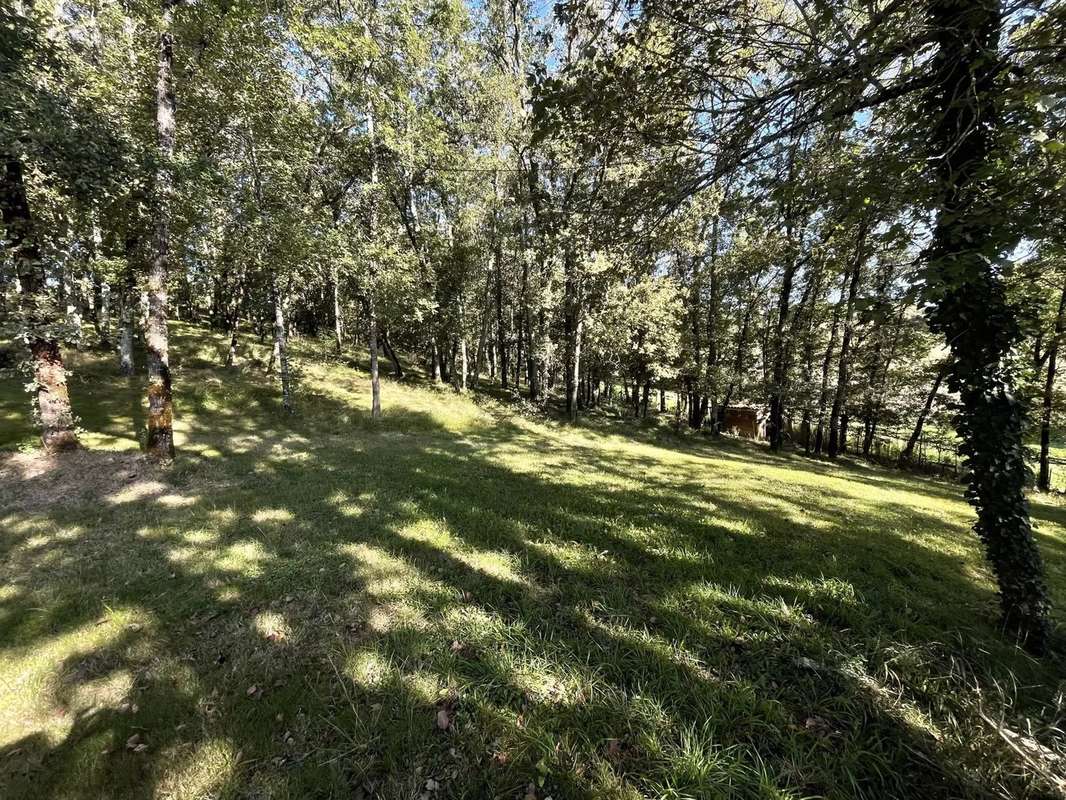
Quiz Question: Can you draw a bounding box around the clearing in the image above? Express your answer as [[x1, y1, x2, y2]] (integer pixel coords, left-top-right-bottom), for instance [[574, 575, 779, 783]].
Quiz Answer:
[[1, 324, 1065, 799]]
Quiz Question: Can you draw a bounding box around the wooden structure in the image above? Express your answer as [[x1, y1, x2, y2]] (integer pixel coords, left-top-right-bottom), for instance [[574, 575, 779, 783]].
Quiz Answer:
[[722, 405, 765, 439]]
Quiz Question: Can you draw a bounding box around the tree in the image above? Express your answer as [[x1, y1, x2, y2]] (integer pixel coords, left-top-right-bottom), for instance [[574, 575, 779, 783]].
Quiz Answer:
[[145, 0, 179, 460], [921, 0, 1049, 651]]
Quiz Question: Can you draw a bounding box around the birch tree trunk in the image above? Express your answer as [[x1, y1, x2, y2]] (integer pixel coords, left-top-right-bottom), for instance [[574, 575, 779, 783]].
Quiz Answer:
[[272, 279, 294, 413], [146, 1, 177, 460], [119, 289, 135, 376], [332, 264, 344, 354]]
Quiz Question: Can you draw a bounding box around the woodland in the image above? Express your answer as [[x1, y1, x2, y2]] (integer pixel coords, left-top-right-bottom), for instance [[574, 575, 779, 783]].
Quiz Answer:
[[2, 0, 1066, 798]]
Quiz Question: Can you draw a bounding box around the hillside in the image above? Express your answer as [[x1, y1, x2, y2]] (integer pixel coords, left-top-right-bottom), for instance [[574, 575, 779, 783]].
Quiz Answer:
[[1, 325, 1065, 799]]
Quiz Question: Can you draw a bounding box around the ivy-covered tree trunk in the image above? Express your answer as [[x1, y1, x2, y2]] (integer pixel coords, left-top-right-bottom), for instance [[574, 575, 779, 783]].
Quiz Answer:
[[146, 2, 177, 461], [1037, 275, 1066, 491], [924, 0, 1050, 652], [2, 158, 80, 452]]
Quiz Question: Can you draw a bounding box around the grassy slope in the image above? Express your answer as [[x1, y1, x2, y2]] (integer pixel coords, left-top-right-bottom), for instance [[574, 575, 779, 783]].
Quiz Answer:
[[1, 323, 1064, 800]]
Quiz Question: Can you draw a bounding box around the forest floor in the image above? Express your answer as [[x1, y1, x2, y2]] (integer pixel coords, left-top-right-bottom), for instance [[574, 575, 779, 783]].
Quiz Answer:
[[1, 323, 1066, 800]]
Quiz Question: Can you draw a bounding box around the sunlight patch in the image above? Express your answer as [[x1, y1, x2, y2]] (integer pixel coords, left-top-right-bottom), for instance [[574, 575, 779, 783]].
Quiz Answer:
[[183, 530, 218, 545], [441, 605, 504, 643], [396, 518, 450, 545], [513, 662, 582, 707], [0, 611, 135, 748], [367, 600, 428, 633], [217, 540, 271, 576], [68, 668, 135, 716], [329, 489, 374, 517], [209, 508, 238, 525], [460, 549, 529, 585], [155, 738, 240, 800], [253, 611, 292, 643], [532, 539, 621, 576], [345, 649, 390, 689], [105, 480, 167, 504], [252, 508, 294, 524], [157, 492, 197, 508]]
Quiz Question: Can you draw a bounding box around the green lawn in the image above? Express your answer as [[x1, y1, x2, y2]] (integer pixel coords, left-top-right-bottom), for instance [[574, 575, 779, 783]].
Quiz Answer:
[[1, 324, 1065, 799]]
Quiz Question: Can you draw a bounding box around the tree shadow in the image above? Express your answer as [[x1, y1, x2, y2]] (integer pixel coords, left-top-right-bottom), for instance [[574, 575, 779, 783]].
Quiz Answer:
[[1, 341, 1064, 799]]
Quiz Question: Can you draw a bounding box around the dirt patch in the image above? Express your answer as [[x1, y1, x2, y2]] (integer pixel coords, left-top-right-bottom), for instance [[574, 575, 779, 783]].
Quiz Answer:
[[0, 449, 156, 514]]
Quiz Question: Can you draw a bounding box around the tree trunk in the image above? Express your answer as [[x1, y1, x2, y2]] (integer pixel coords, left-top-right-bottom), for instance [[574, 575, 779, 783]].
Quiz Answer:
[[332, 264, 343, 353], [494, 191, 509, 389], [119, 291, 135, 376], [2, 158, 80, 452], [272, 279, 294, 413], [1037, 275, 1066, 490], [455, 295, 468, 393], [225, 277, 246, 368], [146, 3, 177, 461], [688, 247, 703, 430], [382, 328, 404, 379], [366, 96, 381, 418], [899, 362, 947, 467], [828, 219, 866, 459], [768, 229, 800, 451], [119, 221, 137, 376], [813, 270, 847, 454], [91, 222, 111, 348], [431, 340, 442, 383], [563, 252, 582, 422], [925, 0, 1049, 652]]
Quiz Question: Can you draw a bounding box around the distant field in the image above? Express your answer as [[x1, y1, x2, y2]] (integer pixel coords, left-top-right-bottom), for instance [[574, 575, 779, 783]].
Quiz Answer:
[[1, 324, 1064, 799]]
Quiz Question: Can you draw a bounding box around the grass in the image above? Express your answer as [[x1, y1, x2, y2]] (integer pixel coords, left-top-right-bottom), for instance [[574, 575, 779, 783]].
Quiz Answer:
[[1, 322, 1065, 799]]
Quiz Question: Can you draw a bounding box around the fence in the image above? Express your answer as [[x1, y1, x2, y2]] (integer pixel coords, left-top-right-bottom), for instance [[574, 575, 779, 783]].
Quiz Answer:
[[864, 426, 1066, 491]]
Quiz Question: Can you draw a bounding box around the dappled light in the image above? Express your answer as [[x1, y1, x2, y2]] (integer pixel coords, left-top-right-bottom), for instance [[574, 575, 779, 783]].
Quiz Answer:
[[2, 324, 1065, 798], [6, 0, 1066, 793]]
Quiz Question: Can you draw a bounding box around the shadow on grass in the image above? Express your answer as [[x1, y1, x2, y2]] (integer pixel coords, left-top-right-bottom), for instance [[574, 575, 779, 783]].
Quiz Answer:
[[0, 330, 1064, 799]]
